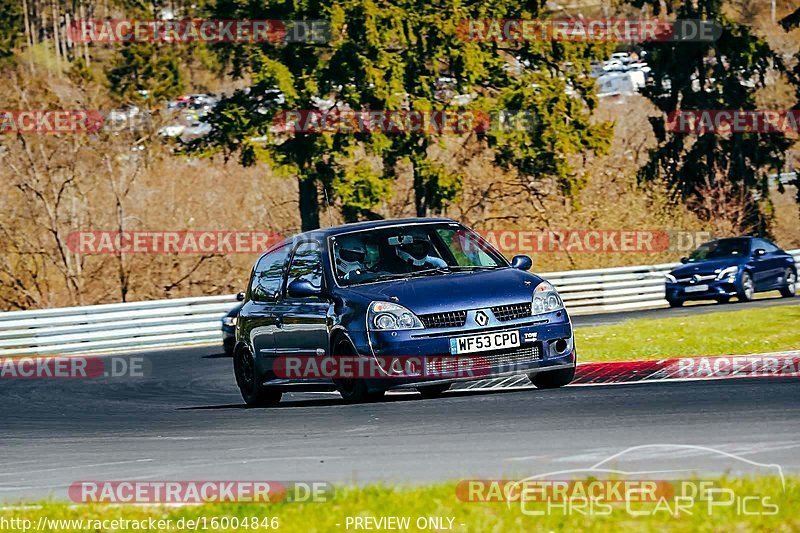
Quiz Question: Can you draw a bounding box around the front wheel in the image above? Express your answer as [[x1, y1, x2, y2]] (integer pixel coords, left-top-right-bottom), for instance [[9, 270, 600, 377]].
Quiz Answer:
[[667, 298, 684, 308], [335, 378, 384, 403], [779, 268, 796, 298], [332, 339, 384, 403], [417, 383, 450, 399], [716, 296, 730, 304], [529, 365, 576, 389], [234, 347, 282, 407], [737, 272, 754, 302]]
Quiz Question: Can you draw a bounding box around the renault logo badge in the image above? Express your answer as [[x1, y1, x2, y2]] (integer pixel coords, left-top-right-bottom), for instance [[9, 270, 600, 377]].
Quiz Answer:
[[475, 310, 489, 327]]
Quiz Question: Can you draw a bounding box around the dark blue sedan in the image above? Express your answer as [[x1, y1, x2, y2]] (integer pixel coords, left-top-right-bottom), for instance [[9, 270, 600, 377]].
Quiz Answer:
[[665, 236, 796, 307], [232, 218, 576, 406]]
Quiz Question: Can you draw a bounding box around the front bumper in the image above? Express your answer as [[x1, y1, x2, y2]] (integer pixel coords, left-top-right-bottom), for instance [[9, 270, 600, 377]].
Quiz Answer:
[[666, 279, 737, 301], [363, 314, 575, 390]]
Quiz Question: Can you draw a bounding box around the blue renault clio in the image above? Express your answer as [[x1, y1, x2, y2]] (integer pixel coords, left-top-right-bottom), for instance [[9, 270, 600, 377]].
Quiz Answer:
[[233, 218, 576, 405], [665, 236, 797, 307]]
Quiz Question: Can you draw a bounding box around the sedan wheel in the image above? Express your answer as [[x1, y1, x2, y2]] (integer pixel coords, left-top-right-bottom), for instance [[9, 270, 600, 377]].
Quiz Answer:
[[780, 269, 797, 298], [737, 272, 754, 302]]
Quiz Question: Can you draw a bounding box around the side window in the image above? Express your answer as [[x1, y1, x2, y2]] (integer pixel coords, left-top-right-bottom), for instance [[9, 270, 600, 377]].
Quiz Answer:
[[286, 241, 323, 298], [250, 246, 290, 302], [753, 238, 777, 254], [761, 239, 779, 253]]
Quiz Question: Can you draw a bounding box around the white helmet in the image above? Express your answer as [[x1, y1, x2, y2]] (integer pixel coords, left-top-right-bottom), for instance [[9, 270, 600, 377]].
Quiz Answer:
[[335, 237, 367, 277], [394, 234, 432, 267]]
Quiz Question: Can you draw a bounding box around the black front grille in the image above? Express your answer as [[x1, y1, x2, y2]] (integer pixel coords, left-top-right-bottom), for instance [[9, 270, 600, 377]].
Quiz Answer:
[[491, 302, 532, 321], [419, 310, 467, 329], [426, 345, 542, 374]]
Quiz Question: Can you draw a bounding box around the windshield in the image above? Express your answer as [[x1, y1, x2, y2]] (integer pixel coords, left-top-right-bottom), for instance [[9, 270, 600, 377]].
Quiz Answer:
[[688, 238, 750, 262], [331, 223, 506, 285]]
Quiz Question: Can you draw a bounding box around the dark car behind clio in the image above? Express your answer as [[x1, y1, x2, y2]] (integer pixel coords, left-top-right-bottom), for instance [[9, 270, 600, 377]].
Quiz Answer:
[[231, 218, 577, 406], [665, 236, 796, 307], [221, 295, 244, 357]]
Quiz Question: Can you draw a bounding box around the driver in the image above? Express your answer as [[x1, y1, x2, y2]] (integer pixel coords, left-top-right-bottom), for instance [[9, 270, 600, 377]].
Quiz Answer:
[[335, 236, 367, 280], [335, 235, 380, 280], [393, 234, 447, 269]]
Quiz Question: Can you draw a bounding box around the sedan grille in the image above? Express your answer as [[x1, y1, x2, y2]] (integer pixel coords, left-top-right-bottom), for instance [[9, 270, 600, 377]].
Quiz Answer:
[[491, 302, 532, 321], [675, 274, 716, 285], [419, 310, 467, 329]]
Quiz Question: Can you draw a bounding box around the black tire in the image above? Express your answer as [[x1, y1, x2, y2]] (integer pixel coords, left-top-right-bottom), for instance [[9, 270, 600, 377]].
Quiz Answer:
[[779, 268, 796, 298], [332, 339, 384, 403], [737, 272, 754, 302], [716, 296, 730, 304], [417, 383, 450, 399], [529, 365, 575, 389], [667, 298, 683, 308], [233, 346, 282, 407]]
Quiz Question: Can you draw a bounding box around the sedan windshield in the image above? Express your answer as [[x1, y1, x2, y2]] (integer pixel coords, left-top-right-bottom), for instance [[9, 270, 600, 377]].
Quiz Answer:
[[331, 223, 506, 285], [688, 238, 750, 262]]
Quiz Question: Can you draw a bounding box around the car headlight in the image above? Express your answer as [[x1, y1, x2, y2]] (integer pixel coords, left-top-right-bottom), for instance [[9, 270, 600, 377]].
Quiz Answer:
[[716, 266, 738, 281], [222, 316, 238, 327], [368, 301, 423, 330], [665, 273, 677, 283], [532, 281, 564, 315]]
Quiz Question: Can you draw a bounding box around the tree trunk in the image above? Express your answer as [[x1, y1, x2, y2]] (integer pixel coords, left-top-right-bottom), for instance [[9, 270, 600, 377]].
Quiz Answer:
[[413, 169, 427, 217], [298, 176, 320, 231], [411, 141, 428, 217]]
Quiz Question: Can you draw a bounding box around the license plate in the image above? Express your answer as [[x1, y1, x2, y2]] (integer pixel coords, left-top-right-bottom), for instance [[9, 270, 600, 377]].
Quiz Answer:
[[450, 331, 520, 355], [684, 284, 708, 293]]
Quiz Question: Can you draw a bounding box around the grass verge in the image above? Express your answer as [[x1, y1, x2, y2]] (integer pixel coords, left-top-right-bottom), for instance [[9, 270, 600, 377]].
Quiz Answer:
[[1, 476, 796, 532], [576, 303, 800, 362]]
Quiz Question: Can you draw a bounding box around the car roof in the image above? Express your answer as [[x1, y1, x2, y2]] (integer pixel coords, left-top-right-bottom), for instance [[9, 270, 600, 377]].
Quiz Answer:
[[268, 217, 458, 251]]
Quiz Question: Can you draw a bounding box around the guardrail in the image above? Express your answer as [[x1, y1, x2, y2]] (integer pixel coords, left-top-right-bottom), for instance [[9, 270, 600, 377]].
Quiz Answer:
[[0, 250, 797, 357]]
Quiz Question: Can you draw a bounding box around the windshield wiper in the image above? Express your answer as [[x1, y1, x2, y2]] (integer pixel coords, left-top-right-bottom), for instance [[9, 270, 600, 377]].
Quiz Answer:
[[368, 272, 416, 282], [445, 265, 498, 271]]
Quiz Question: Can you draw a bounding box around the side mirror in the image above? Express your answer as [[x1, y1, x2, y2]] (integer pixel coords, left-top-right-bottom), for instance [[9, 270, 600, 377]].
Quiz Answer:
[[511, 255, 532, 271], [754, 248, 766, 258], [680, 257, 689, 264], [287, 279, 322, 298], [236, 291, 245, 302]]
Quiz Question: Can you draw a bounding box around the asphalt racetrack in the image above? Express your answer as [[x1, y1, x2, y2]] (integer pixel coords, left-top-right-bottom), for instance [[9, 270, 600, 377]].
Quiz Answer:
[[2, 301, 799, 502]]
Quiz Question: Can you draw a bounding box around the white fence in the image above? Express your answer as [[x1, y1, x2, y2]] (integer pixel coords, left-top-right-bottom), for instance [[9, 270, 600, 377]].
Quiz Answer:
[[0, 250, 797, 357]]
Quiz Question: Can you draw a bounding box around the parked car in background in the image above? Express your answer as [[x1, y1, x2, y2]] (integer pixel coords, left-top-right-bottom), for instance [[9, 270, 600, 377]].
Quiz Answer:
[[665, 236, 796, 307], [233, 218, 577, 406], [222, 294, 244, 357]]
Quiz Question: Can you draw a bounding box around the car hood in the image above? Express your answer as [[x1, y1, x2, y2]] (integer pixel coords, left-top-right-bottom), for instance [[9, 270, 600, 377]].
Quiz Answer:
[[670, 257, 746, 277], [337, 268, 543, 315]]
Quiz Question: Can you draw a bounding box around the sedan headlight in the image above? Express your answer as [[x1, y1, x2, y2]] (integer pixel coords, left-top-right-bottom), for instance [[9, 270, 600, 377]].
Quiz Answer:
[[665, 273, 677, 283], [716, 266, 738, 281], [368, 301, 423, 330], [222, 316, 238, 327], [533, 281, 564, 315]]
